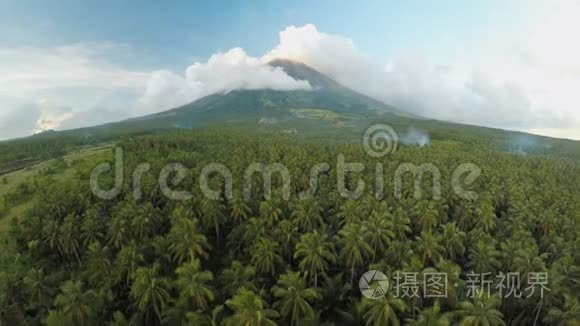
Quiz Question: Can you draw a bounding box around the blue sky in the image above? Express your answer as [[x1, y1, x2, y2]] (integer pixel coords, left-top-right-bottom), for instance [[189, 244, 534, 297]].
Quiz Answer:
[[0, 0, 527, 68], [1, 0, 579, 140]]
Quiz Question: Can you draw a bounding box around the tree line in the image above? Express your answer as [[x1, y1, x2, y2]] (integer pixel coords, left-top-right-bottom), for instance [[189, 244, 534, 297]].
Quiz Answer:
[[1, 130, 579, 325]]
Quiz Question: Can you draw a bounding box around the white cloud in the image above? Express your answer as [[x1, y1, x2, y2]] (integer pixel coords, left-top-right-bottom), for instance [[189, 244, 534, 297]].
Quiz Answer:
[[0, 43, 148, 95], [186, 48, 311, 92], [263, 18, 580, 139], [0, 42, 150, 139], [136, 70, 200, 114], [525, 128, 580, 141], [136, 48, 311, 113]]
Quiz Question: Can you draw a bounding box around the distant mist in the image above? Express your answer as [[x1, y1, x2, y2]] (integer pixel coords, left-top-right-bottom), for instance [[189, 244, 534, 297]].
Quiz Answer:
[[504, 134, 554, 155], [259, 117, 279, 125], [400, 128, 430, 147], [172, 122, 193, 129], [506, 135, 535, 155]]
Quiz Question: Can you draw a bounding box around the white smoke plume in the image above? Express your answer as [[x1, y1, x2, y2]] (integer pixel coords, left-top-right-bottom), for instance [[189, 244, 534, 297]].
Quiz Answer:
[[400, 128, 430, 147]]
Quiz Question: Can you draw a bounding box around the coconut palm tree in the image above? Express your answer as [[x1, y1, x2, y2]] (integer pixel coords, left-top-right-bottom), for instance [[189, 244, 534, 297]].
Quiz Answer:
[[543, 294, 580, 325], [241, 217, 267, 249], [360, 293, 408, 326], [316, 272, 354, 322], [474, 199, 497, 233], [362, 210, 395, 262], [272, 271, 321, 325], [201, 198, 226, 244], [512, 249, 547, 286], [391, 207, 412, 241], [80, 213, 104, 247], [466, 241, 501, 273], [294, 231, 336, 287], [170, 203, 197, 223], [175, 259, 215, 312], [550, 256, 580, 298], [418, 201, 440, 233], [440, 223, 466, 261], [230, 194, 252, 224], [54, 281, 97, 325], [131, 204, 156, 242], [43, 219, 60, 253], [58, 214, 81, 263], [168, 217, 210, 264], [251, 237, 283, 276], [259, 200, 282, 226], [405, 303, 450, 326], [114, 241, 144, 285], [130, 264, 170, 324], [107, 215, 129, 249], [338, 223, 372, 283], [84, 242, 112, 284], [414, 232, 444, 266], [433, 260, 465, 309], [456, 202, 476, 232], [224, 289, 279, 326], [456, 296, 506, 326], [0, 301, 25, 326], [291, 199, 323, 232], [22, 268, 54, 308], [218, 261, 257, 298], [274, 219, 300, 263], [337, 201, 362, 227]]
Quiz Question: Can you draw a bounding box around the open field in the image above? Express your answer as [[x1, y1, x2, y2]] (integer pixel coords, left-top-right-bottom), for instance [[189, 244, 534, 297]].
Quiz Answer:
[[291, 108, 363, 121], [0, 146, 113, 233]]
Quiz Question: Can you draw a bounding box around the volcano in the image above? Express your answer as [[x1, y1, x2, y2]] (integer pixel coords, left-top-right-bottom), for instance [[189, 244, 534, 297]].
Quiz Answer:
[[122, 59, 417, 130]]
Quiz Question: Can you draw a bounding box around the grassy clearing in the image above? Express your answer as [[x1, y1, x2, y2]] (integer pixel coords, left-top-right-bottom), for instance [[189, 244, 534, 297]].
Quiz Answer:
[[291, 108, 363, 121], [0, 146, 113, 233]]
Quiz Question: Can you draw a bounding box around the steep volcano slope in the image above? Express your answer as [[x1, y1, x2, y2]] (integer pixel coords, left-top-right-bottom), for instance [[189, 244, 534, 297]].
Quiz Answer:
[[127, 59, 413, 128]]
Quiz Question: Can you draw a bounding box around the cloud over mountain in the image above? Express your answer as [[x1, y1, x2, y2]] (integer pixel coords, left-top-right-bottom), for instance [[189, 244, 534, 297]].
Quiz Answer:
[[264, 23, 580, 136], [136, 48, 312, 114], [134, 16, 580, 139]]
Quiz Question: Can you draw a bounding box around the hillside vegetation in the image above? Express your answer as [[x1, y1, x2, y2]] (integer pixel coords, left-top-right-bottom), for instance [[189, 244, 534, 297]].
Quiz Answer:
[[1, 129, 578, 325]]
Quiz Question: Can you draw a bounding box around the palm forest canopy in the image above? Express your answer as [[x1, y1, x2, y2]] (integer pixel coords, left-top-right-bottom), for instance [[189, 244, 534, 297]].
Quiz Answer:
[[0, 126, 579, 326]]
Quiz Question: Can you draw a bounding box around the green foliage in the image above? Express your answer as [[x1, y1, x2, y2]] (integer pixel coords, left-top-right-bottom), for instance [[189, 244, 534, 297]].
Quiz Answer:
[[175, 259, 215, 311], [224, 289, 278, 326], [272, 271, 320, 324], [130, 264, 170, 324], [0, 129, 579, 325]]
